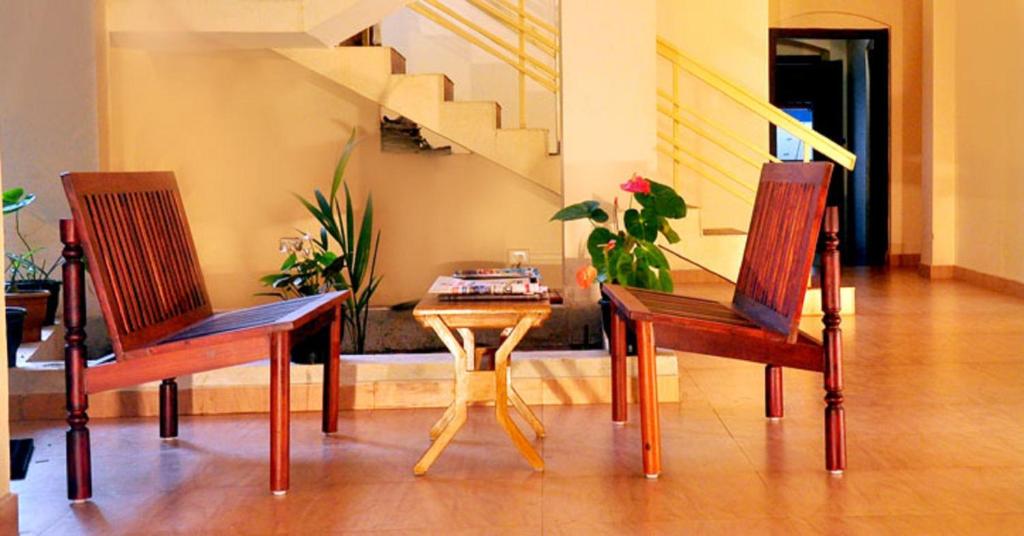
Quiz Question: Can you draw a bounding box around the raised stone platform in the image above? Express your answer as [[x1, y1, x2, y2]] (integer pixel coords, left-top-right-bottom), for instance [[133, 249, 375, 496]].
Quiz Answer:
[[9, 350, 679, 420]]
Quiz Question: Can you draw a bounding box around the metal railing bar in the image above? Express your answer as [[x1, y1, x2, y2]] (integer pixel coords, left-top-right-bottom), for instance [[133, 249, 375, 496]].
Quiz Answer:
[[657, 104, 767, 170], [657, 38, 855, 170], [464, 0, 558, 55], [422, 0, 557, 78], [657, 133, 757, 194], [409, 2, 558, 92], [657, 89, 782, 164], [657, 144, 756, 205]]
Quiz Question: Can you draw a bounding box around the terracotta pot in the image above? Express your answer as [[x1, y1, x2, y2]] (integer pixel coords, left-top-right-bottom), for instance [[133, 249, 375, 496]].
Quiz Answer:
[[8, 279, 61, 325], [6, 290, 50, 343]]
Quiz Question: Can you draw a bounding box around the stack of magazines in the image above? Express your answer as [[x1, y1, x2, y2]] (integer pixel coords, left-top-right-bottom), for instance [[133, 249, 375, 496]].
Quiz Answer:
[[429, 267, 548, 301]]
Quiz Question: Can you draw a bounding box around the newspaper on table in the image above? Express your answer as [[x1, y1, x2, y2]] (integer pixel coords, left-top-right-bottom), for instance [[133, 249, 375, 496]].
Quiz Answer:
[[429, 273, 547, 301]]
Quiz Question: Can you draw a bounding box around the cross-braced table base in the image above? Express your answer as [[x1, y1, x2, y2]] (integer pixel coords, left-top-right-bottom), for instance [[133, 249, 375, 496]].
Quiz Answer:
[[414, 314, 545, 475]]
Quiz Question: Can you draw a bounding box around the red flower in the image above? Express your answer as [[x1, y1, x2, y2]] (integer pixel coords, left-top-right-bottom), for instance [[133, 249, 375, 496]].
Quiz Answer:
[[621, 174, 651, 195], [602, 240, 617, 253], [576, 265, 598, 289]]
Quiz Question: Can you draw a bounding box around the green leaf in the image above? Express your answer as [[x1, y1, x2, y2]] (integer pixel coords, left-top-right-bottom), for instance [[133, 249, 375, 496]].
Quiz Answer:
[[637, 242, 670, 270], [551, 201, 601, 221], [635, 180, 686, 219], [615, 253, 634, 286], [280, 253, 297, 271], [3, 190, 35, 214], [590, 208, 609, 223], [624, 209, 644, 239], [640, 208, 659, 241], [660, 219, 681, 243], [657, 268, 674, 292], [586, 227, 616, 265], [331, 128, 359, 202]]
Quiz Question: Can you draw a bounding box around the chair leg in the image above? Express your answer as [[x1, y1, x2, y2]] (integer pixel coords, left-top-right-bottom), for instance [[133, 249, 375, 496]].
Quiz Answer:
[[824, 332, 846, 473], [159, 378, 179, 439], [322, 304, 342, 434], [636, 320, 661, 479], [610, 301, 628, 424], [270, 331, 292, 495], [765, 365, 783, 419], [822, 206, 846, 473], [61, 219, 92, 502]]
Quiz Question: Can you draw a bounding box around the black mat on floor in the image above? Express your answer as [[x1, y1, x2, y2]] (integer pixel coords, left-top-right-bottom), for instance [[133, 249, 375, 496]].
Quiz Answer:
[[10, 438, 34, 480]]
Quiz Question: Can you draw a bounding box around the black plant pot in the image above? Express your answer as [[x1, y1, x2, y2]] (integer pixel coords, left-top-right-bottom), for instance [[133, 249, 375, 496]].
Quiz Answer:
[[290, 324, 332, 364], [9, 280, 61, 326], [599, 296, 637, 355], [6, 307, 27, 368]]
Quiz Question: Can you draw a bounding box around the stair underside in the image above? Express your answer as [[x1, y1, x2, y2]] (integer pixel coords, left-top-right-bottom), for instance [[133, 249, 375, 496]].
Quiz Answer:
[[276, 46, 561, 194]]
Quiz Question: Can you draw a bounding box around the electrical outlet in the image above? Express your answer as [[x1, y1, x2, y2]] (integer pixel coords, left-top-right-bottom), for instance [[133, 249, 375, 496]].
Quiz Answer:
[[508, 249, 530, 267]]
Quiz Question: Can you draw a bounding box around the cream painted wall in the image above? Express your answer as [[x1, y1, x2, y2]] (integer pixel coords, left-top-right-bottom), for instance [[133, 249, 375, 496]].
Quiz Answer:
[[657, 0, 769, 232], [771, 0, 924, 259], [0, 144, 10, 498], [920, 0, 956, 268], [0, 0, 100, 278], [559, 0, 657, 303], [950, 1, 1024, 283], [107, 47, 562, 308]]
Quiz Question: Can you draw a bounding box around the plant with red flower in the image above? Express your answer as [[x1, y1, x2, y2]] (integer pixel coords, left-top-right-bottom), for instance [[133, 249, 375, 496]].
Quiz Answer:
[[551, 173, 686, 292]]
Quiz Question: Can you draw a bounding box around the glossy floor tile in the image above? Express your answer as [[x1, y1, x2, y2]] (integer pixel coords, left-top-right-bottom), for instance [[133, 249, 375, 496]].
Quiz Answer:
[[11, 269, 1024, 534]]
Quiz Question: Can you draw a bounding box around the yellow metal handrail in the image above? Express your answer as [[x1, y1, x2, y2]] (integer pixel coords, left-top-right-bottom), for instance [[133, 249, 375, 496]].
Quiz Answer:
[[658, 38, 855, 169], [408, 0, 559, 128], [656, 36, 855, 206]]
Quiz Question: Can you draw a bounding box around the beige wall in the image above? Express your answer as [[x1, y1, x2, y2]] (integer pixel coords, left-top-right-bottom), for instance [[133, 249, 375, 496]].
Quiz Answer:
[[107, 47, 562, 308], [920, 0, 956, 268], [950, 1, 1024, 283], [657, 0, 769, 232], [771, 0, 924, 259], [0, 143, 10, 498], [560, 0, 656, 302]]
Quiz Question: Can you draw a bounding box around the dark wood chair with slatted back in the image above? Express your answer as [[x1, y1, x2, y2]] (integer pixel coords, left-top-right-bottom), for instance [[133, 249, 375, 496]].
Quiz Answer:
[[603, 162, 845, 478], [58, 171, 350, 501]]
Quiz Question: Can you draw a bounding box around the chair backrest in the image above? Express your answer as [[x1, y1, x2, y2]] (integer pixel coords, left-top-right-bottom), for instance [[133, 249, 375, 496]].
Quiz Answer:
[[732, 162, 833, 342], [62, 171, 213, 356]]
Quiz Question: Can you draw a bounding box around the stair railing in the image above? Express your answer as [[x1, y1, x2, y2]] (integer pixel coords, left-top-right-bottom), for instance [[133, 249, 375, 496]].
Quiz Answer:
[[656, 37, 856, 205], [408, 0, 559, 131]]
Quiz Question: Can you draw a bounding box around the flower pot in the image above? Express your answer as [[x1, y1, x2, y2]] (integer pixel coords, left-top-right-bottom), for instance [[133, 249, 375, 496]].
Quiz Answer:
[[5, 290, 50, 343], [8, 279, 61, 325], [599, 296, 637, 355], [6, 307, 27, 368]]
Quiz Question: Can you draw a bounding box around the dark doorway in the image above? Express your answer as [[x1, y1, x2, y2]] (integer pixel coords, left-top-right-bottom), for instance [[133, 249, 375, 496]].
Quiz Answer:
[[770, 29, 890, 266]]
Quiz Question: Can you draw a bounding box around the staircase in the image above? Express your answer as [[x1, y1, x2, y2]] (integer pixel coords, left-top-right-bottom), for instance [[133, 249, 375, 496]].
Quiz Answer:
[[277, 46, 561, 193]]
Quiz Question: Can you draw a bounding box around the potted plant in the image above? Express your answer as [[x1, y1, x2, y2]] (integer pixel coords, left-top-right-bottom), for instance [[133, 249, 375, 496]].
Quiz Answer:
[[259, 130, 382, 361], [4, 187, 62, 324], [551, 173, 687, 351], [4, 188, 55, 342]]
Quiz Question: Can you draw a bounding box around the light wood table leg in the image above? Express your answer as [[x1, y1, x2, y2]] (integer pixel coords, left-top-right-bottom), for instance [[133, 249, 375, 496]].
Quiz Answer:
[[508, 382, 545, 438], [494, 316, 544, 471], [415, 317, 471, 475], [429, 402, 457, 440]]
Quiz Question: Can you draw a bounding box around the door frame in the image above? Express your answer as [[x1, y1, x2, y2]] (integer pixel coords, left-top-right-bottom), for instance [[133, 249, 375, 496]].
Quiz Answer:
[[769, 28, 891, 266]]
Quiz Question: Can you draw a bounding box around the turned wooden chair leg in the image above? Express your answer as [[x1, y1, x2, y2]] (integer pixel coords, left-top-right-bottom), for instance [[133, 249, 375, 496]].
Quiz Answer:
[[636, 320, 661, 479], [322, 304, 342, 434], [270, 331, 291, 494], [765, 365, 784, 419], [159, 378, 179, 439], [822, 206, 846, 473], [610, 301, 628, 424], [61, 219, 92, 501]]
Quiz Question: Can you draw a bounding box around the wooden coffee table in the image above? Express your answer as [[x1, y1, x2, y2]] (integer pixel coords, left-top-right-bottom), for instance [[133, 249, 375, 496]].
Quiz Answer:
[[412, 293, 550, 475]]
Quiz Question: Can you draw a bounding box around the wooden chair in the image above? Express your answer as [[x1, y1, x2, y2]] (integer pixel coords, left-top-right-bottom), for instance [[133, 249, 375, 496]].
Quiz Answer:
[[59, 171, 350, 500], [603, 162, 845, 478]]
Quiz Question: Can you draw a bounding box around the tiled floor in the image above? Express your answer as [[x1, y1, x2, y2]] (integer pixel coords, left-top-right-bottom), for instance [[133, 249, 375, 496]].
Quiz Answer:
[[11, 269, 1024, 534]]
